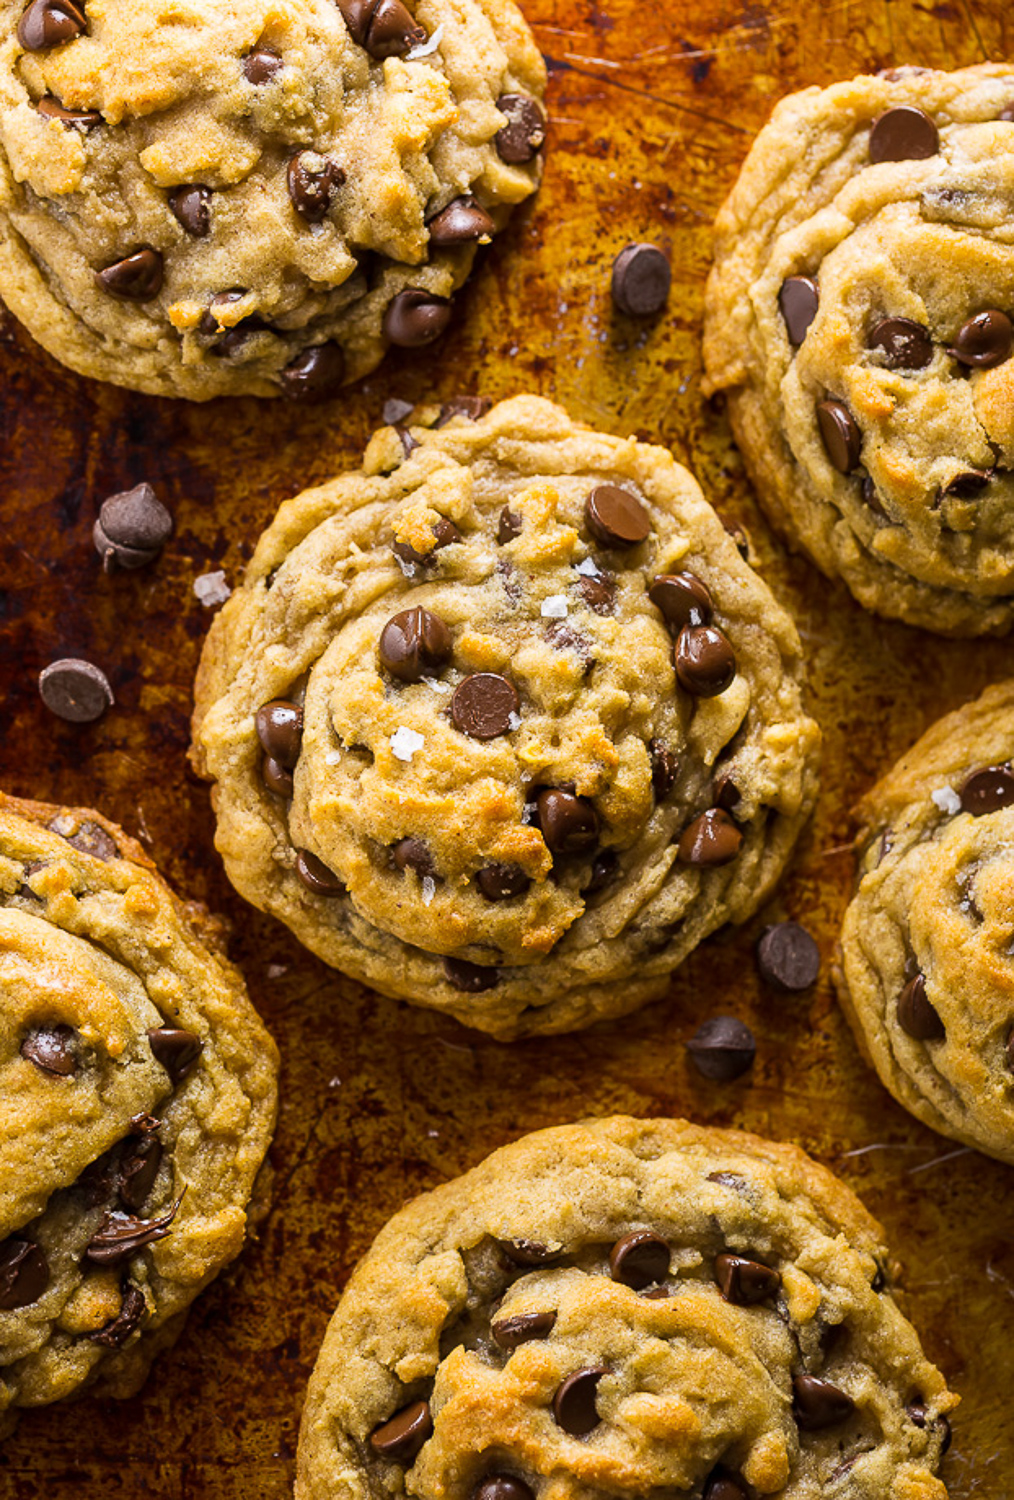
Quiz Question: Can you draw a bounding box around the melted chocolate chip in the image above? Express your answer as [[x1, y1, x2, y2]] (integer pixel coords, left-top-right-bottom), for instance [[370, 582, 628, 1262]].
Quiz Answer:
[[476, 864, 530, 900], [950, 310, 1013, 369], [491, 1310, 557, 1348], [649, 572, 712, 631], [0, 1238, 49, 1309], [869, 105, 939, 162], [473, 1479, 533, 1500], [497, 507, 522, 543], [897, 974, 945, 1041], [499, 1238, 558, 1265], [677, 808, 742, 866], [21, 1024, 77, 1076], [243, 45, 282, 83], [443, 956, 499, 992], [392, 838, 434, 877], [792, 1374, 855, 1430], [959, 763, 1014, 814], [280, 344, 345, 402], [261, 756, 293, 797], [39, 658, 113, 723], [779, 276, 819, 345], [18, 0, 85, 51], [255, 700, 303, 768], [88, 1282, 147, 1347], [817, 399, 862, 472], [869, 316, 933, 369], [715, 1251, 780, 1305], [118, 1135, 163, 1212], [36, 94, 101, 128], [147, 1028, 203, 1083], [451, 674, 519, 740], [95, 248, 164, 302], [674, 624, 736, 697], [362, 0, 426, 57], [494, 94, 546, 163], [295, 850, 346, 896], [93, 482, 173, 572], [379, 608, 453, 683], [168, 185, 211, 238], [537, 789, 599, 856], [577, 572, 615, 614], [383, 289, 452, 348], [393, 518, 461, 568], [943, 469, 992, 498], [756, 922, 820, 991], [686, 1015, 756, 1081], [582, 850, 617, 896], [609, 1230, 669, 1289], [611, 243, 671, 317], [288, 152, 345, 222], [650, 741, 678, 799], [427, 197, 495, 245], [907, 1402, 952, 1455], [584, 485, 651, 548], [369, 1399, 432, 1463], [553, 1367, 607, 1435], [84, 1197, 182, 1266]]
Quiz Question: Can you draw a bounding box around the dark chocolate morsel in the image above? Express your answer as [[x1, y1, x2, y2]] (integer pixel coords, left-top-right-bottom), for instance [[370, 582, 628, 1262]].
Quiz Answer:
[[62, 820, 116, 861], [363, 0, 426, 58], [537, 789, 599, 856], [869, 316, 933, 370], [584, 485, 651, 548], [715, 1250, 781, 1305], [88, 1283, 147, 1347], [792, 1374, 856, 1430], [36, 94, 101, 128], [861, 473, 887, 519], [427, 196, 495, 245], [869, 105, 939, 162], [379, 607, 453, 683], [38, 658, 113, 723], [686, 1015, 755, 1081], [756, 922, 820, 991], [18, 0, 86, 51], [392, 838, 434, 877], [336, 0, 374, 44], [677, 808, 742, 866], [500, 1238, 557, 1265], [674, 624, 736, 697], [369, 1399, 432, 1463], [959, 763, 1014, 814], [577, 572, 615, 614], [20, 1025, 77, 1076], [703, 1471, 749, 1500], [451, 673, 519, 740], [491, 1310, 557, 1349], [147, 1027, 203, 1083], [497, 507, 522, 543], [255, 700, 303, 768], [84, 1197, 182, 1266], [262, 755, 294, 797], [582, 849, 618, 896], [287, 152, 345, 222], [907, 1403, 952, 1455], [494, 93, 546, 163], [295, 850, 346, 896], [392, 517, 461, 568], [168, 185, 211, 238], [95, 247, 164, 302], [950, 310, 1013, 369], [648, 572, 713, 631], [553, 1367, 607, 1435], [817, 398, 862, 472], [93, 482, 173, 572], [443, 956, 500, 992], [779, 276, 819, 345], [243, 45, 282, 83], [609, 1230, 670, 1289], [118, 1135, 163, 1212], [611, 243, 671, 317], [383, 289, 453, 348], [472, 1479, 534, 1500], [280, 343, 346, 401], [0, 1239, 49, 1309], [714, 774, 741, 814], [897, 974, 945, 1041], [943, 470, 992, 498], [477, 863, 531, 901]]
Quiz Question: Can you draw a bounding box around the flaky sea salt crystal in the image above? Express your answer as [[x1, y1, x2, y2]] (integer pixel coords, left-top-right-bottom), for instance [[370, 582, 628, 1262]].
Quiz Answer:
[[931, 785, 962, 815], [325, 750, 342, 765], [575, 557, 600, 577], [421, 876, 436, 905], [507, 711, 521, 730], [193, 570, 231, 606], [391, 726, 424, 761], [423, 675, 451, 695], [541, 594, 568, 618]]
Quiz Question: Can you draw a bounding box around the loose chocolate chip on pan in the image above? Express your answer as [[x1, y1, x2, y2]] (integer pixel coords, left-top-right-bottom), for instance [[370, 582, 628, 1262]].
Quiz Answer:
[[537, 789, 599, 856], [243, 45, 282, 82], [436, 396, 491, 426], [0, 1238, 49, 1309], [392, 838, 434, 877], [477, 863, 530, 900], [897, 974, 945, 1041], [443, 956, 500, 992], [674, 624, 736, 697], [553, 1367, 607, 1435], [950, 310, 1013, 369], [383, 289, 452, 348], [869, 316, 933, 369], [756, 922, 820, 991], [379, 608, 452, 683], [288, 152, 345, 222], [147, 1027, 203, 1083], [649, 572, 712, 631], [255, 700, 303, 768], [88, 1283, 146, 1348], [686, 1016, 755, 1081], [792, 1374, 855, 1430], [779, 275, 819, 345], [497, 507, 522, 543], [869, 105, 939, 162], [95, 248, 163, 302], [295, 850, 346, 896], [118, 1135, 163, 1212], [393, 518, 461, 568], [585, 485, 651, 548], [93, 483, 173, 572], [703, 1471, 749, 1500], [427, 197, 495, 245], [611, 243, 671, 317], [609, 1230, 669, 1289], [817, 399, 862, 472], [369, 1399, 432, 1463], [84, 1197, 182, 1266], [168, 185, 211, 238], [451, 674, 519, 740], [18, 0, 85, 50], [677, 808, 742, 866], [36, 94, 101, 128], [959, 763, 1014, 814], [280, 343, 346, 401], [262, 756, 293, 797], [21, 1025, 77, 1076], [715, 1251, 781, 1305], [650, 741, 679, 799], [494, 93, 546, 163], [491, 1310, 557, 1349], [582, 850, 618, 896], [39, 658, 113, 723]]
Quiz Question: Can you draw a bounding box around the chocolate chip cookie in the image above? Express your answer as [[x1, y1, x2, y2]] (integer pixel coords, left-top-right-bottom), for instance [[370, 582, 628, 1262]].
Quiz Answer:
[[0, 790, 278, 1426], [0, 0, 545, 399], [295, 1115, 956, 1500], [703, 64, 1014, 636], [836, 680, 1014, 1165], [191, 395, 820, 1038]]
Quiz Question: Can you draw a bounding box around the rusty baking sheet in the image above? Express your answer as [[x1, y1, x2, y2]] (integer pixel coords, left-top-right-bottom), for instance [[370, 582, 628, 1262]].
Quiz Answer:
[[1, 1, 1013, 1495]]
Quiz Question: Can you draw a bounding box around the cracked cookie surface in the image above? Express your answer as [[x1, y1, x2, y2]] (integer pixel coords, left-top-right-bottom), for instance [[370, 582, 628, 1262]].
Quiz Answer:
[[191, 394, 819, 1038], [0, 790, 278, 1425], [703, 64, 1014, 635], [836, 679, 1014, 1165], [0, 0, 544, 399], [295, 1115, 955, 1500]]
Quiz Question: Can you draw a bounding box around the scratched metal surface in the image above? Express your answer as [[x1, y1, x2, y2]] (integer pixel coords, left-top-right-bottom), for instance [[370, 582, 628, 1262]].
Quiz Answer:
[[0, 0, 1013, 1494]]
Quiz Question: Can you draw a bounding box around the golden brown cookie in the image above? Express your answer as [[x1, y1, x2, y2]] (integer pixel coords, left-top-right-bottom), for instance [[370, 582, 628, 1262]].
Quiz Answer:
[[191, 395, 820, 1038], [836, 680, 1014, 1165], [295, 1115, 956, 1500]]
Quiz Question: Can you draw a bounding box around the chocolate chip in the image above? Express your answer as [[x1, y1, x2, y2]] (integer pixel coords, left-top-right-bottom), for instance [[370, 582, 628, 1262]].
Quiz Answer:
[[365, 0, 426, 56], [907, 1402, 952, 1455], [584, 485, 651, 548], [779, 275, 819, 345], [861, 473, 887, 518], [392, 838, 434, 877], [243, 45, 282, 82], [39, 659, 113, 723], [451, 674, 519, 740], [118, 1135, 163, 1212], [473, 1479, 534, 1500], [943, 469, 992, 497], [93, 482, 173, 572], [288, 152, 345, 222], [959, 763, 1014, 814], [491, 1310, 557, 1349], [379, 608, 453, 684], [393, 423, 418, 458], [714, 774, 741, 814], [703, 1471, 749, 1500], [706, 1170, 747, 1191], [262, 756, 293, 797], [95, 247, 163, 302], [950, 309, 1013, 369], [168, 185, 211, 238], [36, 94, 101, 128], [0, 1239, 49, 1309], [427, 196, 495, 245], [869, 105, 939, 162], [582, 849, 617, 896], [84, 1197, 182, 1266], [792, 1374, 855, 1430], [500, 1238, 557, 1265], [383, 289, 452, 348], [200, 288, 252, 340], [897, 974, 945, 1041], [677, 808, 742, 866], [609, 1230, 669, 1289], [869, 316, 933, 369], [369, 1399, 432, 1463], [686, 1015, 755, 1080], [537, 789, 599, 856], [436, 396, 491, 426], [553, 1367, 607, 1435], [674, 624, 736, 697], [494, 94, 546, 163], [1006, 1027, 1014, 1073], [393, 518, 462, 568], [817, 399, 862, 472], [610, 243, 671, 317], [477, 863, 530, 900], [255, 700, 303, 768], [756, 922, 820, 991], [21, 1025, 77, 1076], [650, 741, 678, 799], [280, 343, 346, 401], [17, 0, 85, 50], [147, 1027, 203, 1083], [444, 956, 499, 992], [577, 572, 615, 614], [715, 1251, 780, 1305], [295, 850, 346, 896], [336, 0, 373, 43], [648, 572, 712, 631], [497, 507, 522, 543], [88, 1282, 146, 1348], [60, 821, 116, 862]]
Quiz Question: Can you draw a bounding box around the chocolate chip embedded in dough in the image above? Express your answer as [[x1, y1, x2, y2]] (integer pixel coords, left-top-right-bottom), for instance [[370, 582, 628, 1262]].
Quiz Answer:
[[674, 624, 736, 697], [715, 1251, 781, 1305], [255, 700, 303, 768], [950, 310, 1013, 369], [552, 1367, 607, 1435], [84, 1198, 182, 1266], [379, 608, 453, 683], [427, 197, 495, 245], [39, 658, 114, 723], [243, 45, 282, 82], [147, 1027, 203, 1083], [609, 1230, 669, 1289], [262, 756, 293, 797], [778, 276, 819, 345], [18, 0, 86, 51], [436, 396, 491, 426], [0, 1238, 49, 1309], [869, 105, 939, 162], [648, 572, 712, 631], [896, 974, 945, 1041], [369, 1399, 432, 1463], [500, 1238, 557, 1265], [93, 482, 173, 572], [943, 469, 992, 498], [677, 808, 742, 866], [383, 289, 452, 348], [295, 850, 346, 896], [392, 518, 462, 568], [869, 316, 933, 370], [792, 1374, 855, 1430], [451, 674, 519, 740], [287, 152, 345, 223], [36, 94, 101, 129], [491, 1310, 557, 1349], [756, 922, 820, 991], [581, 850, 617, 896], [497, 507, 522, 543], [610, 243, 671, 317], [443, 956, 500, 992], [703, 1471, 749, 1500], [280, 343, 346, 402], [473, 1479, 534, 1500], [20, 1024, 77, 1076], [476, 863, 530, 900], [861, 473, 888, 519], [494, 94, 546, 163], [584, 485, 651, 548], [118, 1134, 163, 1212], [88, 1283, 146, 1348], [959, 762, 1014, 814], [95, 248, 164, 302], [168, 185, 211, 238], [363, 0, 426, 57], [907, 1402, 952, 1455], [650, 741, 678, 799], [392, 838, 434, 877], [816, 398, 862, 473], [537, 789, 599, 856], [686, 1015, 755, 1081]]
